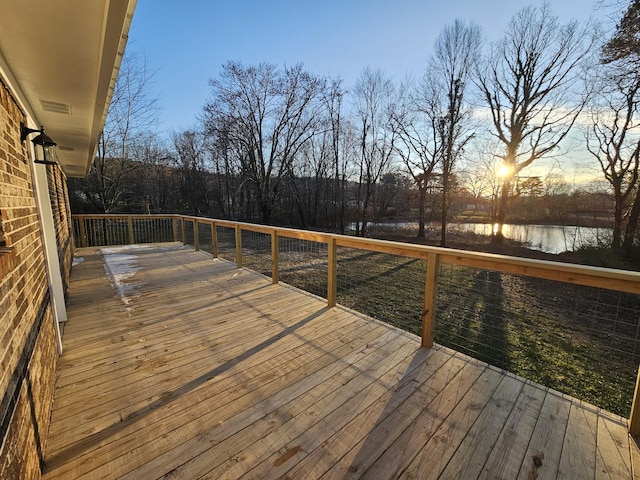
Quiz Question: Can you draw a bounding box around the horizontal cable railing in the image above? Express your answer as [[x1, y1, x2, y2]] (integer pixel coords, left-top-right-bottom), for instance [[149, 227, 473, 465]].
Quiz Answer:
[[72, 214, 640, 429]]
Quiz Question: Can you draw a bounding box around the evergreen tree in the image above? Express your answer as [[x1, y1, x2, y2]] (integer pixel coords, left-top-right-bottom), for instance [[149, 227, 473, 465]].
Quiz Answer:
[[603, 0, 640, 64]]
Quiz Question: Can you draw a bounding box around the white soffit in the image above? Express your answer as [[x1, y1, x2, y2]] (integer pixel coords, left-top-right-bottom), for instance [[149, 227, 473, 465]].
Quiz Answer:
[[0, 0, 137, 177]]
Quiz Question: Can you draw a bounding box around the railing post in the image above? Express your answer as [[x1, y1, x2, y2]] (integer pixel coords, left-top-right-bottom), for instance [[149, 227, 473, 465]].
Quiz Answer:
[[235, 225, 243, 268], [193, 220, 200, 251], [172, 218, 178, 242], [422, 252, 440, 348], [327, 237, 337, 307], [79, 217, 87, 247], [629, 366, 640, 435], [211, 222, 218, 258], [181, 218, 187, 245], [127, 216, 135, 244], [271, 230, 279, 284]]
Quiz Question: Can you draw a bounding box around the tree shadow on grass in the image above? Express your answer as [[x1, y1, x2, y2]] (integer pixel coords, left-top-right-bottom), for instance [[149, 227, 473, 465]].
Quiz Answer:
[[336, 256, 421, 296], [437, 269, 510, 370], [473, 270, 509, 370]]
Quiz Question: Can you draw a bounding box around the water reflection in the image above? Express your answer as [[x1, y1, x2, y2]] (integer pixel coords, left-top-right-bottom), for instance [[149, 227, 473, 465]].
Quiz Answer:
[[449, 223, 612, 254], [356, 221, 612, 254]]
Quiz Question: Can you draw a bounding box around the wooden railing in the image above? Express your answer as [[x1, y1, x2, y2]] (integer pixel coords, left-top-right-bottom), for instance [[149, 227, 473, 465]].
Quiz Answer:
[[72, 214, 640, 432]]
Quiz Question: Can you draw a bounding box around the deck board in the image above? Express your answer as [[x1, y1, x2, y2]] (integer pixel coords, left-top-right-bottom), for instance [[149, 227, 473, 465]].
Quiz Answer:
[[477, 381, 547, 479], [558, 402, 599, 479], [43, 243, 636, 479], [596, 412, 633, 480], [516, 390, 572, 480]]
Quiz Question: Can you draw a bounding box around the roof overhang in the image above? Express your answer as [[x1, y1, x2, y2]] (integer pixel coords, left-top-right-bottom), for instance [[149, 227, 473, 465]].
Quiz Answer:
[[0, 0, 137, 177]]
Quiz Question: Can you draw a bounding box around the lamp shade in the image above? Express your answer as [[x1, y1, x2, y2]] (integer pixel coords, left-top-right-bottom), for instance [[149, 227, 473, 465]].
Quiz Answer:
[[20, 123, 58, 165]]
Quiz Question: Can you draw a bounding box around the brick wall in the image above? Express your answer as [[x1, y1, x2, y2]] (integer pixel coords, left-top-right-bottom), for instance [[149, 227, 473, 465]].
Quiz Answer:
[[0, 75, 59, 479], [47, 165, 73, 295]]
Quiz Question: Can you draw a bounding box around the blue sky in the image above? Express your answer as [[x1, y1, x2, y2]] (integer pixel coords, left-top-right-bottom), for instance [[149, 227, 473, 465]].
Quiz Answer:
[[128, 0, 605, 136]]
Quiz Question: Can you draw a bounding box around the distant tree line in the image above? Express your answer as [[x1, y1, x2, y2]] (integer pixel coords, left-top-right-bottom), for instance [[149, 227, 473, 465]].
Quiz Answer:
[[69, 1, 640, 257]]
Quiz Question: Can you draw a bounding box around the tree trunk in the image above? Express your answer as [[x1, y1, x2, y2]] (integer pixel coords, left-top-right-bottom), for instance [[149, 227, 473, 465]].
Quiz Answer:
[[417, 187, 426, 238], [492, 178, 511, 244], [440, 174, 448, 247], [612, 191, 625, 251], [260, 199, 272, 224], [623, 188, 640, 256]]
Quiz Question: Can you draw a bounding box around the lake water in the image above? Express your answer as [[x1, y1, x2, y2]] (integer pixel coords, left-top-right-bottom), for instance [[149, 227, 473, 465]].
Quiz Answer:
[[448, 223, 611, 254], [360, 221, 612, 254]]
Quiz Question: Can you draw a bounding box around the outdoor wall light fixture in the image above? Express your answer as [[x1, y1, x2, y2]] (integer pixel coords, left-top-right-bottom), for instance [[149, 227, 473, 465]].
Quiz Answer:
[[20, 122, 58, 165]]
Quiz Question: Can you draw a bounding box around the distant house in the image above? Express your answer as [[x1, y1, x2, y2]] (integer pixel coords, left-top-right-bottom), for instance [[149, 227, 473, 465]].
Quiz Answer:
[[0, 2, 135, 477], [464, 203, 489, 212]]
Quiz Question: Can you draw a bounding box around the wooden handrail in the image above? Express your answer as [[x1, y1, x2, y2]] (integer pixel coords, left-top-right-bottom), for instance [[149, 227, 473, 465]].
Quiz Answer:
[[71, 213, 640, 431], [72, 214, 181, 221], [71, 213, 640, 294]]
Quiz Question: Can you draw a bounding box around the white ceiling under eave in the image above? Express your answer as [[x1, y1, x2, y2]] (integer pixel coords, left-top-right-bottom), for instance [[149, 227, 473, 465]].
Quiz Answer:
[[0, 0, 137, 177]]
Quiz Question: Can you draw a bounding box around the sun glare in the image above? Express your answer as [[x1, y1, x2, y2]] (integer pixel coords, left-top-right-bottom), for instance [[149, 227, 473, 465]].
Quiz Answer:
[[497, 164, 513, 178]]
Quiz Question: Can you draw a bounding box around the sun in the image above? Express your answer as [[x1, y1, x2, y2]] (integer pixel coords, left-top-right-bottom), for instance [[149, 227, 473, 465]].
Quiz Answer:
[[497, 164, 513, 178]]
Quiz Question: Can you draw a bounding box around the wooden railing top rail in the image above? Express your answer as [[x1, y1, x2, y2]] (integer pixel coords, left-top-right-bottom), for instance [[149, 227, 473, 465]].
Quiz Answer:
[[73, 214, 181, 220], [72, 214, 640, 295]]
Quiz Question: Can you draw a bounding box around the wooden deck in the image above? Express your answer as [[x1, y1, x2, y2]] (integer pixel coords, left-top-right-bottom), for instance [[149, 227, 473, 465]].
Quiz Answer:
[[43, 243, 637, 479]]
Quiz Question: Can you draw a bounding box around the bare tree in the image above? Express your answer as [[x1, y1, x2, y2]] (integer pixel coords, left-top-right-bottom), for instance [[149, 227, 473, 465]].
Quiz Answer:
[[87, 52, 159, 212], [325, 79, 348, 233], [352, 67, 397, 236], [543, 172, 572, 223], [586, 0, 640, 255], [458, 141, 504, 224], [131, 133, 175, 214], [392, 20, 480, 243], [477, 3, 595, 243], [432, 19, 481, 246], [587, 68, 640, 253], [202, 62, 326, 224], [173, 130, 211, 215], [206, 118, 241, 219], [283, 131, 328, 227], [392, 76, 443, 238]]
